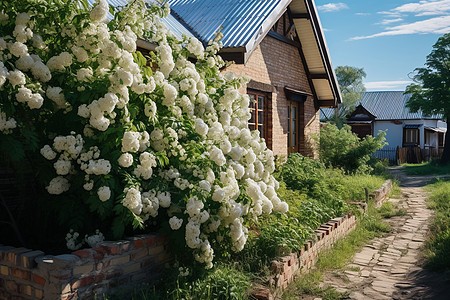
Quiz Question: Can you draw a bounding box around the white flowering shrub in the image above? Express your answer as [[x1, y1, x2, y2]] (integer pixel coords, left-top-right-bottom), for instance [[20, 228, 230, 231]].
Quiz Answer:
[[0, 0, 287, 268]]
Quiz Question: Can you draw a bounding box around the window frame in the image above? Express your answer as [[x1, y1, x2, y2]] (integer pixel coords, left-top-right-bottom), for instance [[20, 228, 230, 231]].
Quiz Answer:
[[247, 89, 268, 141], [403, 128, 420, 146]]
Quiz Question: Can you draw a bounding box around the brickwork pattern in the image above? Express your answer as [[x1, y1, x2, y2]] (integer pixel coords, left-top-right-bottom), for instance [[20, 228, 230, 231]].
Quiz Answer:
[[0, 234, 169, 300], [225, 35, 318, 157], [268, 213, 357, 294], [252, 180, 394, 300]]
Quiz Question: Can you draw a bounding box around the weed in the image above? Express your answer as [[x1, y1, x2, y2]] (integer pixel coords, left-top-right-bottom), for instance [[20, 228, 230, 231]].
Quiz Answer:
[[283, 270, 349, 300], [378, 202, 407, 218]]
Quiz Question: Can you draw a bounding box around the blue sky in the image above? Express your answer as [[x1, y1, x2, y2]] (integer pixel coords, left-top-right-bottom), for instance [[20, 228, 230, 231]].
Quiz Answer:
[[315, 0, 450, 91]]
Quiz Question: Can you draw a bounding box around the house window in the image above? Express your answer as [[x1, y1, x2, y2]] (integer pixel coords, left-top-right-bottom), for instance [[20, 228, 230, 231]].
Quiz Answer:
[[248, 90, 267, 139], [403, 128, 419, 146], [287, 101, 299, 153], [438, 132, 445, 148]]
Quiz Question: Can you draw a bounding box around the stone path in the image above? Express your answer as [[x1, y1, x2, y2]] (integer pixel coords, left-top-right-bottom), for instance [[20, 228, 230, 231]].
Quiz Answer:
[[320, 169, 450, 300]]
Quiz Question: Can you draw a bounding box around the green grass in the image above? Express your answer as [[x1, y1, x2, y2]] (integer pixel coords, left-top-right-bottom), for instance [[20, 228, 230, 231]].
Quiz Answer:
[[283, 271, 349, 300], [424, 179, 450, 271], [104, 264, 252, 300], [378, 202, 407, 218], [338, 175, 387, 201], [403, 161, 450, 175], [283, 199, 393, 300], [107, 156, 394, 300]]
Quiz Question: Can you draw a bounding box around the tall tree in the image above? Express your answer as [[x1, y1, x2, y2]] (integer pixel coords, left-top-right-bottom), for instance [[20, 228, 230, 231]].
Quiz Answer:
[[405, 33, 450, 164], [330, 66, 366, 128]]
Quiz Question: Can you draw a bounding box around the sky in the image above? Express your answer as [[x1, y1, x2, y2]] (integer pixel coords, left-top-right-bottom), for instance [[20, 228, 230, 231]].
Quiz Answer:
[[314, 0, 450, 91]]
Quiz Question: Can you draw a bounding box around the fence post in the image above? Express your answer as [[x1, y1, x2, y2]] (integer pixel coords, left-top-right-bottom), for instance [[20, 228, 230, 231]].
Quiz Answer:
[[396, 146, 399, 165]]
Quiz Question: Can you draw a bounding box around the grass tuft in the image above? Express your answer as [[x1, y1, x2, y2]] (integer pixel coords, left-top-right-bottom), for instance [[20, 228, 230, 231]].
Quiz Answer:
[[377, 202, 407, 218]]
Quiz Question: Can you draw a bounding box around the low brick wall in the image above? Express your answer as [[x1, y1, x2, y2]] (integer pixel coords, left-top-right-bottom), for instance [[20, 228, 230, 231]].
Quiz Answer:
[[271, 213, 356, 289], [371, 179, 392, 207], [0, 234, 170, 300], [253, 213, 357, 300]]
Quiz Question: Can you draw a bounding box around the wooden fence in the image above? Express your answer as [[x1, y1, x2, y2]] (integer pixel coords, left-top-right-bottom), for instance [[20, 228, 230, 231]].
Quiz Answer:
[[373, 147, 397, 164], [373, 146, 443, 165]]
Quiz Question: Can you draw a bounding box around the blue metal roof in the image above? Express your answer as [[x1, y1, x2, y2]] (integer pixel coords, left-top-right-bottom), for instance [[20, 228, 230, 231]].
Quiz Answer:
[[320, 91, 443, 121], [89, 0, 194, 40], [169, 0, 282, 48]]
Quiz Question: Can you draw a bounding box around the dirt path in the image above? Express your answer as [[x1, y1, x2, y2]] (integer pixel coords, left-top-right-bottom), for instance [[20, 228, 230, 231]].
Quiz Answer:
[[319, 168, 450, 300]]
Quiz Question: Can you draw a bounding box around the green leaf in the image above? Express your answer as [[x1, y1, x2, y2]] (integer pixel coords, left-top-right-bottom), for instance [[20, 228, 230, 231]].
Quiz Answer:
[[111, 216, 125, 240]]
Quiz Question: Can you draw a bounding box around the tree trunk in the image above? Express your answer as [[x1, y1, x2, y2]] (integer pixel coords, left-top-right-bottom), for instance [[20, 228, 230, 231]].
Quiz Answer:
[[441, 117, 450, 165]]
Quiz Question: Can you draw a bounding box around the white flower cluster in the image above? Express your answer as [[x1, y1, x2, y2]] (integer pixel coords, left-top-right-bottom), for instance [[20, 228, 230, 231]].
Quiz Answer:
[[97, 186, 111, 202], [0, 109, 16, 133], [16, 87, 44, 109], [65, 229, 105, 250], [1, 0, 288, 268], [46, 176, 70, 195], [85, 229, 105, 248], [66, 229, 83, 251]]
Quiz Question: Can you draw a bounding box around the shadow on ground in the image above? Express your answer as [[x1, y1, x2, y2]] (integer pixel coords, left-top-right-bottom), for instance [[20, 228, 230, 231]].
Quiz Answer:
[[392, 268, 450, 300], [389, 166, 450, 187], [389, 166, 450, 300]]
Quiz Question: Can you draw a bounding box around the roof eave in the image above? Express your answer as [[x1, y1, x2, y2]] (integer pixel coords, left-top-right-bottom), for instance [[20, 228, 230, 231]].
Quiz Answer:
[[304, 0, 342, 106]]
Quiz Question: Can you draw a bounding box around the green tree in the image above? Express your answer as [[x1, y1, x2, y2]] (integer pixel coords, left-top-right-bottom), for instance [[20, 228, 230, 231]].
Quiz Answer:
[[405, 33, 450, 164], [328, 66, 366, 128]]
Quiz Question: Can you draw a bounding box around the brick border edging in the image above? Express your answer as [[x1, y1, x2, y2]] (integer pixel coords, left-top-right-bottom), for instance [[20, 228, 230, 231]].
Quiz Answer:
[[0, 234, 170, 300], [253, 213, 357, 300], [252, 180, 394, 299]]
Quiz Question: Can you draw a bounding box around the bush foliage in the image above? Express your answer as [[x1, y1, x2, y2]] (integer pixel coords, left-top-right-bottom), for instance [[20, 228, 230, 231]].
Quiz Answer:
[[318, 124, 386, 174], [0, 0, 288, 267]]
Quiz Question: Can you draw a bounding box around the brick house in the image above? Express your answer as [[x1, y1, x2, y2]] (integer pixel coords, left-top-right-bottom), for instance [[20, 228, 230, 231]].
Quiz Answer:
[[105, 0, 341, 157], [168, 0, 341, 157]]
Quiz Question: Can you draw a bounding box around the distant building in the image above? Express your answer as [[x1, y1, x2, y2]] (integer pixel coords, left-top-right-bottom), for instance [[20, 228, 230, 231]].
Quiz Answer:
[[321, 91, 447, 151]]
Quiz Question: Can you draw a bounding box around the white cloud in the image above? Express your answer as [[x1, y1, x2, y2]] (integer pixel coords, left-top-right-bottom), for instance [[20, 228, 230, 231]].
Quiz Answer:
[[355, 12, 371, 16], [365, 81, 413, 91], [318, 3, 349, 12], [379, 18, 404, 25], [350, 15, 450, 40], [393, 0, 450, 16], [378, 11, 403, 18], [351, 1, 450, 40]]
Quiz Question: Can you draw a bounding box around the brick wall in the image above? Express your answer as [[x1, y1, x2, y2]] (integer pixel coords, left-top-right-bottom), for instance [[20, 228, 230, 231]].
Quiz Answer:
[[0, 234, 170, 300], [253, 213, 357, 300], [270, 213, 357, 291], [225, 35, 319, 157]]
